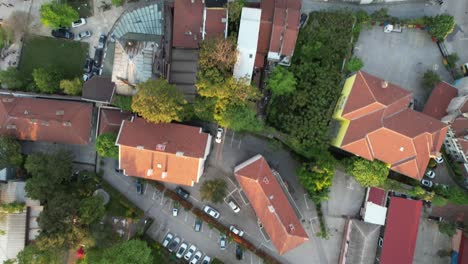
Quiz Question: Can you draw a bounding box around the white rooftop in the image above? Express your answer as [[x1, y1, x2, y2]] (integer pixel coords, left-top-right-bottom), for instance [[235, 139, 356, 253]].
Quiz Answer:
[[363, 202, 387, 226], [233, 7, 261, 84]]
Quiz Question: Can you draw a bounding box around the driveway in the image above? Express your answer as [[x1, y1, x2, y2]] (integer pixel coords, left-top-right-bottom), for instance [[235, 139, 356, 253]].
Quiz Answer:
[[442, 0, 468, 65], [354, 26, 452, 107], [414, 217, 451, 264]]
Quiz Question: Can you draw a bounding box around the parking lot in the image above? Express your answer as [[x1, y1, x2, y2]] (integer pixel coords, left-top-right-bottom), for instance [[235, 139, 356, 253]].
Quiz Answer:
[[414, 217, 451, 264], [354, 26, 452, 108]]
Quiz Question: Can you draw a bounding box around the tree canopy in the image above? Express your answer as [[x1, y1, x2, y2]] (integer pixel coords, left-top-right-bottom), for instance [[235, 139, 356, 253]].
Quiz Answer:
[[60, 77, 82, 95], [216, 103, 262, 132], [79, 196, 106, 225], [17, 244, 61, 264], [422, 70, 440, 91], [96, 133, 119, 159], [200, 179, 227, 203], [0, 136, 23, 169], [267, 66, 296, 96], [132, 79, 187, 123], [429, 14, 455, 41], [346, 158, 389, 187], [88, 240, 154, 264], [198, 37, 237, 83], [346, 57, 364, 72], [39, 1, 78, 29], [32, 67, 63, 94], [0, 67, 27, 90], [298, 154, 335, 203]]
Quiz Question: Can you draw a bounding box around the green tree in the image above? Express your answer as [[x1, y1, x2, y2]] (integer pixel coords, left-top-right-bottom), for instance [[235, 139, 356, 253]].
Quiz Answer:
[[39, 1, 78, 29], [447, 186, 468, 205], [267, 66, 296, 96], [216, 104, 262, 132], [111, 0, 124, 6], [198, 37, 237, 83], [32, 67, 63, 94], [132, 79, 187, 123], [89, 240, 154, 264], [298, 156, 335, 203], [429, 14, 455, 41], [347, 57, 364, 72], [0, 201, 26, 213], [24, 151, 73, 201], [200, 179, 227, 203], [192, 97, 216, 121], [432, 195, 448, 207], [0, 136, 23, 169], [112, 95, 132, 112], [422, 70, 440, 91], [79, 196, 105, 225], [96, 133, 118, 159], [37, 192, 80, 238], [60, 77, 82, 95], [438, 221, 457, 237], [347, 158, 389, 187], [197, 77, 258, 107], [17, 244, 61, 264], [446, 53, 459, 69], [0, 67, 27, 90]]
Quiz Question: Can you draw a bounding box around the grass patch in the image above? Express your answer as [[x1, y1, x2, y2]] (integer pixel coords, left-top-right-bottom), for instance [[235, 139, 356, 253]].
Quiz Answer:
[[101, 180, 144, 219], [19, 35, 88, 79], [112, 94, 133, 112]]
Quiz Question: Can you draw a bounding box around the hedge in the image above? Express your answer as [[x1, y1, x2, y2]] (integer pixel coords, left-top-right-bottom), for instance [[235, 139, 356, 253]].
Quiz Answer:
[[164, 189, 193, 210]]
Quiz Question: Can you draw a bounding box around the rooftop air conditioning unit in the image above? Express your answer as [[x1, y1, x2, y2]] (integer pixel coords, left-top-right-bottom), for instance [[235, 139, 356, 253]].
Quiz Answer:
[[161, 172, 167, 178]]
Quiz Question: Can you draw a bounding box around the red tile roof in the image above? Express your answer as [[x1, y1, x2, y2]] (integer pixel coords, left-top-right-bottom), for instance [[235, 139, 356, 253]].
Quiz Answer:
[[173, 0, 203, 48], [97, 108, 132, 136], [367, 187, 386, 206], [234, 155, 308, 255], [339, 71, 448, 180], [380, 197, 422, 264], [423, 82, 458, 120], [268, 0, 301, 58], [459, 233, 468, 264], [204, 8, 227, 40], [116, 117, 211, 186], [0, 96, 92, 145]]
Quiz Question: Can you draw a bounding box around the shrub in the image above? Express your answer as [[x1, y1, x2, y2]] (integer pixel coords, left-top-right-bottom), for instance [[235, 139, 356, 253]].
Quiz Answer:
[[200, 179, 227, 203], [422, 70, 440, 92], [438, 221, 457, 237], [112, 95, 132, 112], [346, 57, 364, 72], [112, 0, 124, 6], [60, 77, 82, 95], [432, 195, 448, 207], [446, 53, 459, 69], [163, 189, 193, 210], [96, 133, 119, 159], [429, 14, 455, 41]]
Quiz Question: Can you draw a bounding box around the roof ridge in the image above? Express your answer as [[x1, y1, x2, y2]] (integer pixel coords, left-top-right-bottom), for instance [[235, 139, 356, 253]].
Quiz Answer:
[[359, 71, 378, 103]]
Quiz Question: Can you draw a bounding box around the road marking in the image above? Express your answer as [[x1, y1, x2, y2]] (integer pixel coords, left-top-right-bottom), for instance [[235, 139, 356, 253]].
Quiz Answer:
[[184, 212, 188, 222], [209, 229, 213, 238], [304, 194, 310, 210], [160, 195, 164, 205], [250, 252, 253, 264]]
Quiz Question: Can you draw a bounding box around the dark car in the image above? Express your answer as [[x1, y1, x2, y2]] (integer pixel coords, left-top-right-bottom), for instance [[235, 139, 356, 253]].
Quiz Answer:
[[115, 160, 122, 173], [51, 28, 74, 39], [83, 58, 94, 73], [428, 215, 443, 222], [94, 48, 104, 67], [300, 13, 308, 28], [194, 218, 202, 232], [235, 244, 243, 260], [135, 179, 144, 195], [175, 187, 190, 200], [98, 34, 107, 49]]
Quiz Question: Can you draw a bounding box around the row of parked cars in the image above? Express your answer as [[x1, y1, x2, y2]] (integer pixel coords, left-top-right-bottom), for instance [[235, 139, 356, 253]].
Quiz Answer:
[[51, 18, 89, 40], [421, 156, 444, 188], [83, 34, 107, 81], [162, 233, 211, 264]]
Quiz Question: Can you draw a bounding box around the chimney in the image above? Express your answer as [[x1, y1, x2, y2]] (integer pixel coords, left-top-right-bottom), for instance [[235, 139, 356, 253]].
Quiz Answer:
[[381, 81, 388, 88]]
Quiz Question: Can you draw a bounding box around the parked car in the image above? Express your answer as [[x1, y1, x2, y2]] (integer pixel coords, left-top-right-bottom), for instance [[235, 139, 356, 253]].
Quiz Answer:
[[300, 13, 308, 28], [98, 34, 107, 49], [428, 215, 443, 222], [203, 205, 220, 219], [172, 208, 179, 216], [194, 218, 202, 232], [162, 233, 173, 248], [189, 251, 202, 264], [175, 187, 190, 200], [83, 58, 94, 73], [167, 237, 181, 253], [72, 18, 86, 28], [175, 242, 188, 258], [228, 199, 240, 213], [378, 236, 383, 247], [94, 48, 104, 67], [229, 225, 244, 237], [235, 245, 243, 260], [425, 170, 435, 179], [51, 28, 74, 39], [201, 255, 211, 264], [184, 245, 197, 260], [135, 179, 144, 194], [77, 30, 92, 40], [215, 128, 223, 143], [435, 156, 444, 164], [421, 179, 433, 188], [219, 234, 226, 250]]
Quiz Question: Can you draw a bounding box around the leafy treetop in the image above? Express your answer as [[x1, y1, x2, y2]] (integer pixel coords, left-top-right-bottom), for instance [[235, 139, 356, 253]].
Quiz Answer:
[[346, 157, 389, 187], [88, 239, 154, 264], [267, 66, 296, 96], [39, 1, 79, 29], [200, 179, 228, 204], [96, 133, 119, 159], [429, 14, 455, 41], [0, 136, 23, 169]]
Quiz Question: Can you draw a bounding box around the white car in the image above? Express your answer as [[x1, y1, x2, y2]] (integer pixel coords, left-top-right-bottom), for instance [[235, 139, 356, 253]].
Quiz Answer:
[[215, 128, 223, 143], [77, 30, 92, 40], [172, 208, 179, 216], [203, 205, 220, 219], [184, 245, 197, 261], [162, 233, 173, 248], [229, 225, 244, 237], [175, 242, 188, 258], [189, 251, 203, 264], [435, 156, 444, 164], [72, 18, 86, 28], [421, 179, 433, 188], [228, 200, 240, 213], [201, 255, 211, 264], [425, 170, 435, 179]]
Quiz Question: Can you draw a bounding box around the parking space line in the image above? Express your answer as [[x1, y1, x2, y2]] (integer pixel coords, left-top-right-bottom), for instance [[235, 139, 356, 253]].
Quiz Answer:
[[239, 190, 249, 205], [184, 212, 188, 222], [160, 195, 164, 205], [304, 194, 310, 210], [209, 229, 213, 238]]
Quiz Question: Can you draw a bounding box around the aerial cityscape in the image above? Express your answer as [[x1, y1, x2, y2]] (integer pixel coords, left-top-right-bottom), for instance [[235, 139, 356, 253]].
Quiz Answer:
[[0, 0, 467, 263]]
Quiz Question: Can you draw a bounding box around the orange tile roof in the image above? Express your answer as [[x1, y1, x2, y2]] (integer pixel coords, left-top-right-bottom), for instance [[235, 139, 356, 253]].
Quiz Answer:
[[234, 155, 308, 255], [422, 82, 458, 119], [116, 117, 211, 186], [339, 71, 448, 180], [0, 96, 92, 145]]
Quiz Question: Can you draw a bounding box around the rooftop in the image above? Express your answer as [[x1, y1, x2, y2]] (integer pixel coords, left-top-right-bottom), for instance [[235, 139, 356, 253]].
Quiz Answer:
[[173, 0, 203, 48], [422, 82, 458, 120], [234, 154, 308, 255], [97, 108, 132, 136], [367, 187, 386, 207], [82, 76, 116, 103], [0, 96, 92, 145], [380, 197, 422, 264], [343, 219, 380, 264]]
